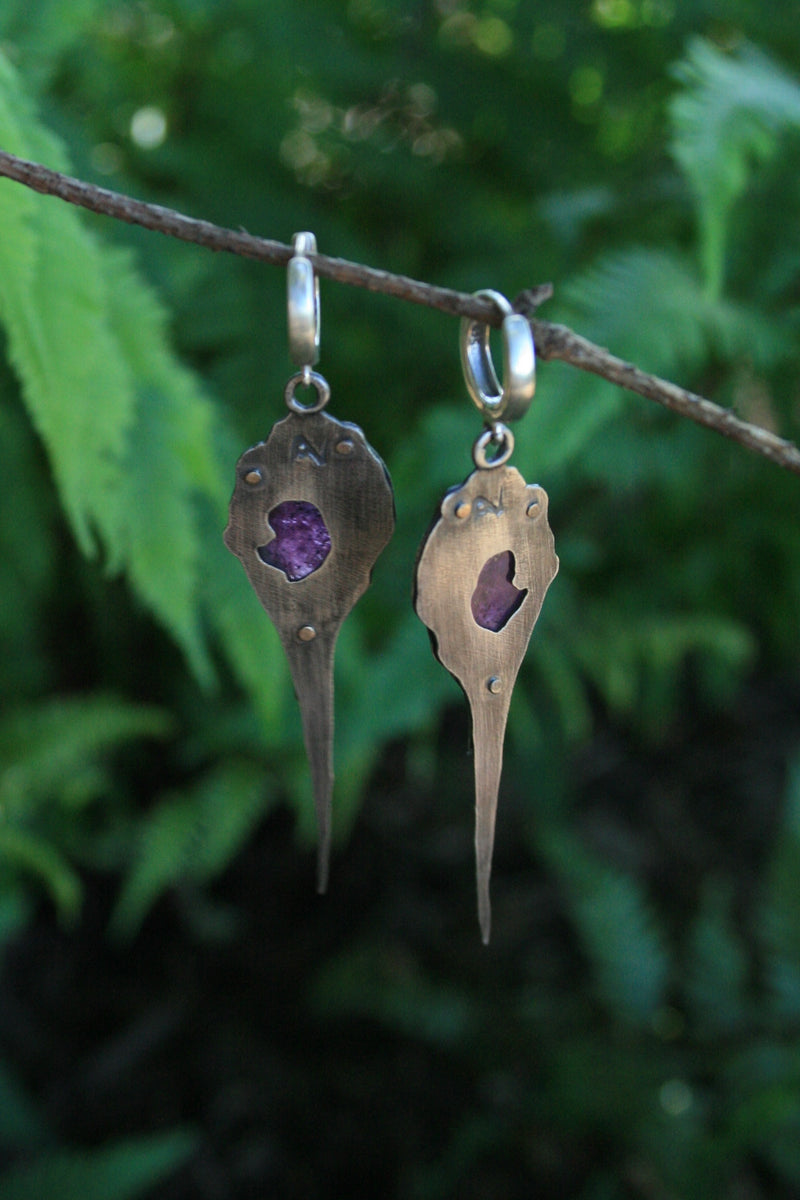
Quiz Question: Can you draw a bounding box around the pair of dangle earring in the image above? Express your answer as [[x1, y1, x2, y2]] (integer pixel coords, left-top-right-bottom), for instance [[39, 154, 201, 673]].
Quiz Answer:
[[225, 253, 557, 942], [224, 233, 395, 893], [414, 292, 559, 942]]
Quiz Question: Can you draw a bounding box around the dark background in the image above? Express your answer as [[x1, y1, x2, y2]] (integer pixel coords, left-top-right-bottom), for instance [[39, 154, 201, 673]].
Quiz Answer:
[[2, 2, 800, 1197]]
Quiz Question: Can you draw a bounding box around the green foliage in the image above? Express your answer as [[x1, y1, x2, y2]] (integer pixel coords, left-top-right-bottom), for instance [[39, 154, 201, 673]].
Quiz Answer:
[[0, 695, 173, 920], [538, 828, 670, 1024], [0, 1129, 197, 1200], [670, 37, 800, 297], [1, 4, 800, 1196], [310, 941, 474, 1045], [110, 757, 271, 937]]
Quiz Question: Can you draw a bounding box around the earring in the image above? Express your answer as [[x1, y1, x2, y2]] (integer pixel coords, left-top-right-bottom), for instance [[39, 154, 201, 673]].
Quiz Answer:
[[224, 233, 395, 892], [414, 291, 558, 943]]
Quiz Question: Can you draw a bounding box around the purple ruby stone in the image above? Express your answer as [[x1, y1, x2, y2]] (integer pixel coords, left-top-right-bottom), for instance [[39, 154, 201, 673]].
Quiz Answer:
[[258, 500, 331, 581], [471, 549, 527, 632]]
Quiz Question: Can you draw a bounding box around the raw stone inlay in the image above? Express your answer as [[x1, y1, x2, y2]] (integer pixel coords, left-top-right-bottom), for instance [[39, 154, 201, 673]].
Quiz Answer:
[[258, 500, 331, 581], [471, 549, 527, 632]]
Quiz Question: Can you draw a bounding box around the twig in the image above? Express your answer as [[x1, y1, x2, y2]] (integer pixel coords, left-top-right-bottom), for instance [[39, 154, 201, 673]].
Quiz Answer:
[[0, 148, 799, 478]]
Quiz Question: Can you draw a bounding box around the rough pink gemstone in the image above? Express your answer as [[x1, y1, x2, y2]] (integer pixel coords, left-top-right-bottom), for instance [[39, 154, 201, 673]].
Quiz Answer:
[[471, 549, 527, 632], [258, 500, 331, 581]]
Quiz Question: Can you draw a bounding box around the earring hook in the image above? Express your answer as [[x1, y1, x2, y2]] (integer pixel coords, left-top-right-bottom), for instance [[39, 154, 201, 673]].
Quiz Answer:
[[287, 231, 320, 370], [460, 289, 535, 423]]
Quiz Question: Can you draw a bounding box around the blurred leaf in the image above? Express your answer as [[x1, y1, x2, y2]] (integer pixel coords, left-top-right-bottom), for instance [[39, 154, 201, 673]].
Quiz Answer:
[[0, 826, 81, 922], [683, 881, 750, 1035], [670, 38, 800, 296], [0, 1060, 49, 1150], [110, 757, 270, 938], [539, 829, 670, 1024], [311, 941, 474, 1046], [0, 695, 172, 813], [0, 1128, 198, 1200]]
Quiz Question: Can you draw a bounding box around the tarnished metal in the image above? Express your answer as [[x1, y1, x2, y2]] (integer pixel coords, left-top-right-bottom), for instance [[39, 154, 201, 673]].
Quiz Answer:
[[225, 407, 395, 891], [226, 232, 393, 892], [472, 421, 514, 470], [414, 463, 558, 943]]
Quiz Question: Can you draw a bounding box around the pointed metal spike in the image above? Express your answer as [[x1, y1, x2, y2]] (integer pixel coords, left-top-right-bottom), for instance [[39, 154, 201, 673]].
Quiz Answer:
[[282, 627, 337, 894], [470, 684, 512, 946]]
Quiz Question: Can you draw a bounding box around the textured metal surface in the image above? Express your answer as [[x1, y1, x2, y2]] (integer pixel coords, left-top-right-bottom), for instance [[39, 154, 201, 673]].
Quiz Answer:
[[225, 408, 395, 891], [460, 290, 535, 423], [414, 463, 558, 942]]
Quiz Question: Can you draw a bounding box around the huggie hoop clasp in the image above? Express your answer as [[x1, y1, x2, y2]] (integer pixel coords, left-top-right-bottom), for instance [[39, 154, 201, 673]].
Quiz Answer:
[[287, 231, 320, 368], [460, 289, 535, 423]]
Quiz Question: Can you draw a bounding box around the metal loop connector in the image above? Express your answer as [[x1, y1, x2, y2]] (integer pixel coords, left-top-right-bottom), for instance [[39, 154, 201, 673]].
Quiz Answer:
[[285, 369, 331, 413], [473, 421, 515, 470], [460, 289, 535, 423], [287, 231, 320, 368]]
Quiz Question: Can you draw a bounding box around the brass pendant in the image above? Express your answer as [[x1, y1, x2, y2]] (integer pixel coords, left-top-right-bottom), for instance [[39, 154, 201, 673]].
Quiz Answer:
[[225, 233, 394, 892], [415, 288, 557, 942], [414, 462, 557, 942], [225, 405, 394, 891]]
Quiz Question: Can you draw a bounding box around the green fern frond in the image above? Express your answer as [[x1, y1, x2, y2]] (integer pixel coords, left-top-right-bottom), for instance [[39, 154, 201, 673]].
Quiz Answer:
[[562, 247, 784, 373], [670, 38, 800, 297], [0, 2, 107, 91], [0, 695, 173, 813], [310, 941, 474, 1045], [0, 54, 226, 681], [684, 880, 749, 1034], [110, 758, 270, 938], [0, 55, 291, 720], [0, 827, 81, 923], [538, 829, 671, 1024], [0, 1060, 48, 1150], [0, 53, 137, 557], [570, 610, 755, 731], [0, 1129, 197, 1200]]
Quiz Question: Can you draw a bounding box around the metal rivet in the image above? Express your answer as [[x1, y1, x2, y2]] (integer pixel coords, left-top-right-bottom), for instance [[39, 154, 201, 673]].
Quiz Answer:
[[487, 676, 502, 694], [297, 625, 317, 642], [244, 469, 262, 485], [335, 439, 354, 455], [455, 500, 472, 519]]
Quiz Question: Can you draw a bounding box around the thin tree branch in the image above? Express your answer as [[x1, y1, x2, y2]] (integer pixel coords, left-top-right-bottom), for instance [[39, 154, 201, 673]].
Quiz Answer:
[[0, 148, 799, 478]]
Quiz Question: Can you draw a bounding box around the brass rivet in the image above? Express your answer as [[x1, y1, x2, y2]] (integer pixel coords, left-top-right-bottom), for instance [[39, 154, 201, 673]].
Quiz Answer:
[[455, 500, 471, 519], [297, 625, 316, 642], [487, 676, 502, 694], [244, 469, 262, 485], [335, 439, 354, 455]]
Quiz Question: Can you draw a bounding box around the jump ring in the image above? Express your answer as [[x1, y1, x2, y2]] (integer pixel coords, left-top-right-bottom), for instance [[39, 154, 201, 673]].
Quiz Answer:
[[473, 422, 515, 470], [287, 231, 320, 368], [285, 370, 331, 413], [460, 289, 535, 423]]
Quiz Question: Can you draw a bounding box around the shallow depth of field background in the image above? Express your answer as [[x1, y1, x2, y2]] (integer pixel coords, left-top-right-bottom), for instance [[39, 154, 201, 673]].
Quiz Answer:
[[2, 2, 800, 1197]]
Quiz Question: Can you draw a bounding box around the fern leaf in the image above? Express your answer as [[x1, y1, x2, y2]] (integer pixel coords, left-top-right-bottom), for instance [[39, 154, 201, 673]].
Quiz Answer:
[[0, 54, 226, 680], [110, 758, 270, 938], [539, 829, 670, 1024], [0, 695, 173, 813], [0, 827, 82, 922], [670, 38, 800, 296], [0, 53, 137, 556], [0, 1129, 197, 1200], [684, 881, 749, 1034], [0, 2, 107, 90], [0, 1060, 48, 1150]]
